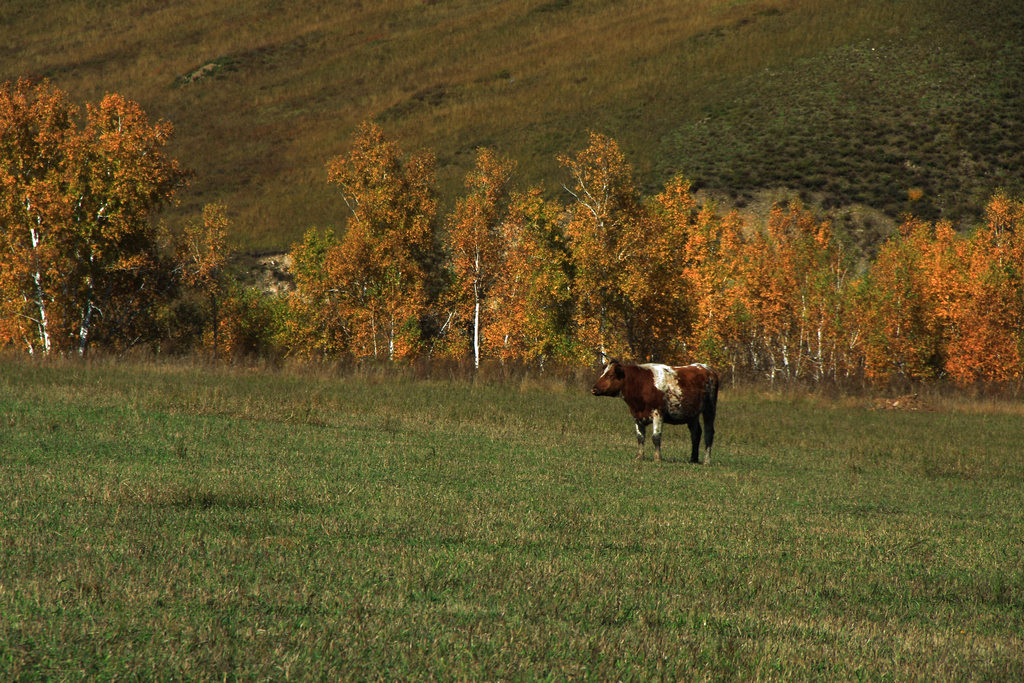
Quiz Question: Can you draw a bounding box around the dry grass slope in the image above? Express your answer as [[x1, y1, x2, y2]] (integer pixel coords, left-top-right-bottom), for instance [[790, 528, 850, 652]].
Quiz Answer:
[[2, 0, 1023, 251]]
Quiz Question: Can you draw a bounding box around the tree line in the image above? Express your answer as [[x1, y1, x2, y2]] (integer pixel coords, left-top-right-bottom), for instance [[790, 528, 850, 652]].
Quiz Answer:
[[3, 79, 1023, 385]]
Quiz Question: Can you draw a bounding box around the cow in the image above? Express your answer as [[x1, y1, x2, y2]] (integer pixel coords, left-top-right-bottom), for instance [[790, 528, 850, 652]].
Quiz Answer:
[[591, 356, 719, 464]]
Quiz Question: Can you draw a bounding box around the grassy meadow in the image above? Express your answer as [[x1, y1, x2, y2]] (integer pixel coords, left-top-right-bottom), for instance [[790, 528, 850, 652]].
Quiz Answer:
[[2, 358, 1022, 679], [2, 0, 1022, 250]]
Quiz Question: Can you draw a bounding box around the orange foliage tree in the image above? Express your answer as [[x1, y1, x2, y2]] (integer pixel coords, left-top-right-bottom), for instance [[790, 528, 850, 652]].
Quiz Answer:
[[939, 195, 1024, 383], [483, 187, 574, 365], [620, 177, 697, 361], [669, 197, 858, 381], [445, 148, 516, 368], [561, 132, 695, 360], [667, 194, 751, 373], [858, 196, 1024, 385], [0, 79, 76, 354], [740, 202, 850, 380], [858, 218, 946, 382], [0, 79, 187, 355], [323, 122, 437, 360], [645, 177, 729, 364]]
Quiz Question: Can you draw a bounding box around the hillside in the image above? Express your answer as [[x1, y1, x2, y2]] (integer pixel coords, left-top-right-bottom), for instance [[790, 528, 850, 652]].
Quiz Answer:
[[3, 0, 1023, 252]]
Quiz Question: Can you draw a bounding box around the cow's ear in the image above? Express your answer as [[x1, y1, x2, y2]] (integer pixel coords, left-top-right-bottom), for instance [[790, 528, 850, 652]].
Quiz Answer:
[[614, 362, 625, 378]]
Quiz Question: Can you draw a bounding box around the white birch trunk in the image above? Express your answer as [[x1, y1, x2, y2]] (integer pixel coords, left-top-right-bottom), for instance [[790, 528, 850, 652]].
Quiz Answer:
[[473, 249, 481, 370], [371, 310, 378, 359], [78, 254, 95, 356], [79, 302, 93, 356], [387, 312, 395, 361], [473, 292, 481, 370], [28, 221, 51, 355]]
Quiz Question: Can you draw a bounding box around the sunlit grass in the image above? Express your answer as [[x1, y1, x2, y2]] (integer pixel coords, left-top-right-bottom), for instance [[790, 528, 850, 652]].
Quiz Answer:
[[2, 357, 1022, 678]]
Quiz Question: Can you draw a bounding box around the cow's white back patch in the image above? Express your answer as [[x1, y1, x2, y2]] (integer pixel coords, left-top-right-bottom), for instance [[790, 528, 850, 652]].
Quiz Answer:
[[640, 363, 676, 392], [641, 363, 689, 420]]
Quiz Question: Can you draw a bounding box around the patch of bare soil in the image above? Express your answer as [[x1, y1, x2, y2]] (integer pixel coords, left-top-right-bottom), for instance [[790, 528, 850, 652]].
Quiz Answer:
[[872, 393, 929, 411], [241, 252, 294, 294]]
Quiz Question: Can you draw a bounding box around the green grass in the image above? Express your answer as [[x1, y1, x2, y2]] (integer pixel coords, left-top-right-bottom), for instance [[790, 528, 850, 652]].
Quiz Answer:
[[2, 0, 1022, 251], [2, 358, 1022, 679]]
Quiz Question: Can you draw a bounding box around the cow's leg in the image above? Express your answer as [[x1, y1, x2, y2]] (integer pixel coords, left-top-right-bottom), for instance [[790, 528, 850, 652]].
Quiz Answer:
[[688, 417, 702, 464], [652, 413, 664, 462], [634, 420, 647, 460], [703, 416, 714, 465], [702, 399, 716, 466]]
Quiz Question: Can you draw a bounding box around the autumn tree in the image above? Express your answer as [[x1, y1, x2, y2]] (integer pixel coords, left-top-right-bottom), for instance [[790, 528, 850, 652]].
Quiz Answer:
[[177, 203, 231, 358], [940, 194, 1024, 383], [0, 79, 187, 355], [662, 188, 751, 373], [445, 148, 516, 368], [0, 79, 75, 354], [324, 122, 437, 360], [858, 199, 1024, 385], [858, 218, 945, 382], [736, 202, 850, 380], [484, 187, 574, 365], [180, 278, 285, 361], [71, 92, 186, 353], [637, 176, 709, 362], [284, 227, 348, 355], [560, 132, 661, 359]]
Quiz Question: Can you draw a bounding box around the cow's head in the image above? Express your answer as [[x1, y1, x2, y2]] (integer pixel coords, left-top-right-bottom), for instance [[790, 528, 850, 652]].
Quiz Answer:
[[591, 356, 626, 396]]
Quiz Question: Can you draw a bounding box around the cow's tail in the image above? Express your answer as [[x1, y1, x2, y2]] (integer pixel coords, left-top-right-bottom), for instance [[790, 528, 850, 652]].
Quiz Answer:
[[702, 368, 719, 450]]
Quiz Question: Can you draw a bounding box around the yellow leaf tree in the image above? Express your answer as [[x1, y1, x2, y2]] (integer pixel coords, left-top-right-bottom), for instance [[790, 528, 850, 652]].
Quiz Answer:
[[561, 132, 691, 360], [642, 176, 714, 362], [750, 202, 848, 380], [177, 203, 231, 358], [859, 218, 945, 382], [445, 148, 515, 368], [325, 122, 437, 360], [941, 194, 1024, 383], [0, 78, 76, 354], [669, 194, 751, 374], [285, 227, 348, 356], [484, 187, 574, 365], [0, 80, 187, 355]]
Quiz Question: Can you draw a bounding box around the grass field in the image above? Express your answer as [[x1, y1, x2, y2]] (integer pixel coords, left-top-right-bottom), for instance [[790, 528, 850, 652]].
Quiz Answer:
[[2, 358, 1023, 679]]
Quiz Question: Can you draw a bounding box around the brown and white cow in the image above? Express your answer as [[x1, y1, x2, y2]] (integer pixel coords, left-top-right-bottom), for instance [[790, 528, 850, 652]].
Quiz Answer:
[[591, 356, 719, 464]]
